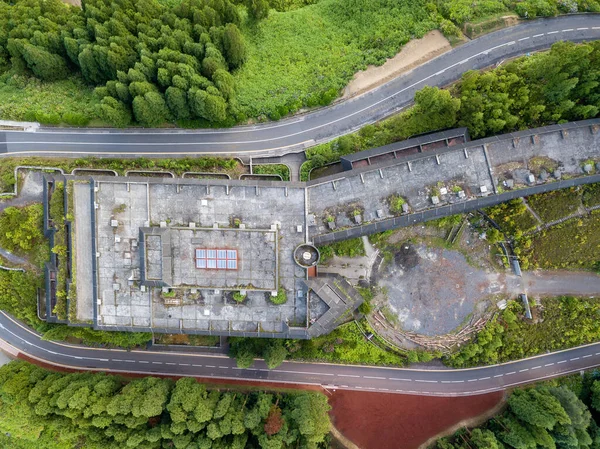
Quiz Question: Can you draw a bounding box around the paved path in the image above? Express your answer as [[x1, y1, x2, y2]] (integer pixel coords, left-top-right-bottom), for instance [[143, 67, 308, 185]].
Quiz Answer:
[[0, 17, 599, 158], [2, 311, 600, 396], [524, 270, 600, 297]]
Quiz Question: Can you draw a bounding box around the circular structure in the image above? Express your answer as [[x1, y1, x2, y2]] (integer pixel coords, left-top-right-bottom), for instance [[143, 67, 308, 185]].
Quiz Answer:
[[294, 244, 320, 267]]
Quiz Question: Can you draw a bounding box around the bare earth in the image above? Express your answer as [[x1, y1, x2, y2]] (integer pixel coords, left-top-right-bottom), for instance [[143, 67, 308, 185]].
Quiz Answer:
[[341, 30, 451, 100]]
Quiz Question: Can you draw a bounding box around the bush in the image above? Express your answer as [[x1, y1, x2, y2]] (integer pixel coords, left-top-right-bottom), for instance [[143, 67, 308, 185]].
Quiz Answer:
[[389, 195, 406, 214], [270, 288, 287, 305], [232, 291, 246, 302]]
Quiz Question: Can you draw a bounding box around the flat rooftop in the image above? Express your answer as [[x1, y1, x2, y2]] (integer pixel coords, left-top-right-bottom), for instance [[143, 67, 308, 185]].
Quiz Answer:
[[141, 226, 278, 291]]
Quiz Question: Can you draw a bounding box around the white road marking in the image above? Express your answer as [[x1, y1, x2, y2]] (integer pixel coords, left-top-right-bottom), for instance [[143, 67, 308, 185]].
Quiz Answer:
[[557, 360, 567, 364], [192, 364, 203, 367], [518, 37, 530, 41], [152, 361, 162, 365], [179, 363, 190, 366], [479, 377, 491, 380], [218, 366, 229, 369], [389, 378, 412, 382], [577, 27, 589, 30], [519, 369, 529, 372], [545, 363, 554, 367], [337, 374, 361, 378], [562, 29, 574, 32], [533, 33, 544, 38], [506, 372, 516, 376], [467, 379, 478, 382], [363, 376, 386, 380], [531, 366, 541, 370], [493, 374, 503, 378], [547, 31, 559, 34], [582, 354, 592, 358], [205, 365, 215, 368], [165, 362, 176, 366], [415, 380, 438, 383], [570, 357, 580, 361], [139, 361, 149, 364]]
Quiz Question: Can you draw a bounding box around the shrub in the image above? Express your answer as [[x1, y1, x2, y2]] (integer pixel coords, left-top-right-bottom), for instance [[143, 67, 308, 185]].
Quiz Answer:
[[270, 288, 287, 305], [389, 195, 406, 214], [232, 291, 246, 302]]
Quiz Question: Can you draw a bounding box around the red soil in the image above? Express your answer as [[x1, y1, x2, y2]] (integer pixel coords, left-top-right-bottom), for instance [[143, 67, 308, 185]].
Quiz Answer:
[[329, 389, 504, 449]]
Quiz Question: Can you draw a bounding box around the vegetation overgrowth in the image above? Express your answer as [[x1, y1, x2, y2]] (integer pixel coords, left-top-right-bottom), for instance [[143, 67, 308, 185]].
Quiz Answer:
[[448, 297, 600, 368], [0, 361, 331, 449], [302, 41, 600, 180], [483, 185, 600, 270], [434, 381, 600, 449], [3, 0, 599, 127], [0, 156, 240, 193], [317, 237, 365, 262], [229, 321, 407, 369], [0, 204, 151, 348]]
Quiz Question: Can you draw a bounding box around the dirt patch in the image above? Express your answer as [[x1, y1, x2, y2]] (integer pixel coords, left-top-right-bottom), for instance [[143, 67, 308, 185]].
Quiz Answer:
[[61, 0, 81, 6], [378, 242, 501, 336], [329, 389, 504, 449], [341, 31, 451, 100]]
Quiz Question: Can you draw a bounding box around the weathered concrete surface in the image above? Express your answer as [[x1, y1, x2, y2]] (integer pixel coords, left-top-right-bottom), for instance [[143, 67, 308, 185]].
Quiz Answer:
[[74, 182, 94, 322]]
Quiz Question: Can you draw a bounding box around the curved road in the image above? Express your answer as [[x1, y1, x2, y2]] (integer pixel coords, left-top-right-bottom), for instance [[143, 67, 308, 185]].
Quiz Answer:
[[2, 311, 600, 396], [0, 16, 599, 157]]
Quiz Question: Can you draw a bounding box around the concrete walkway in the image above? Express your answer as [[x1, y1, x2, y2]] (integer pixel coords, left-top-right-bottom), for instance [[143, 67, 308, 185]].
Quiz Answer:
[[522, 270, 600, 297]]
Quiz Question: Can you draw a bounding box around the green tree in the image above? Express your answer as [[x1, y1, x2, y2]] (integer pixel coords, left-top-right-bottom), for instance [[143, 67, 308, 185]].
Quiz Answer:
[[98, 96, 132, 128], [222, 23, 246, 69], [246, 0, 270, 20], [264, 341, 288, 369]]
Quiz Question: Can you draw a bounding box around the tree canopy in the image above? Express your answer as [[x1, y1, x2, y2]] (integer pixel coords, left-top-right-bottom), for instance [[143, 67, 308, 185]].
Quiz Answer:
[[0, 361, 331, 449], [0, 0, 248, 126]]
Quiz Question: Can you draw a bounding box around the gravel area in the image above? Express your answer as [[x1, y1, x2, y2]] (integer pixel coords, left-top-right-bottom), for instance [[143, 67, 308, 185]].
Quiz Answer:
[[378, 243, 504, 336]]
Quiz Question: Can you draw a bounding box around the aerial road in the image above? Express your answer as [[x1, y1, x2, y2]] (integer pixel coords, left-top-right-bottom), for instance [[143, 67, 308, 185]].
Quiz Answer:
[[2, 311, 600, 396], [0, 16, 599, 158]]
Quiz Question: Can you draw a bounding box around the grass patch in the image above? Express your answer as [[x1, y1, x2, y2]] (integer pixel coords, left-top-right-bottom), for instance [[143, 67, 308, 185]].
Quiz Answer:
[[0, 73, 99, 126], [317, 237, 366, 263], [582, 183, 600, 207], [485, 199, 538, 236], [0, 157, 241, 194], [520, 211, 600, 270], [527, 187, 582, 222], [252, 164, 290, 181], [448, 297, 600, 367], [235, 0, 436, 119]]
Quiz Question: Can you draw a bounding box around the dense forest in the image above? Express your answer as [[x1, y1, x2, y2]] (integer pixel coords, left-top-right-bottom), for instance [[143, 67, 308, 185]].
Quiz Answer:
[[435, 380, 600, 449], [0, 361, 330, 449], [0, 0, 246, 126]]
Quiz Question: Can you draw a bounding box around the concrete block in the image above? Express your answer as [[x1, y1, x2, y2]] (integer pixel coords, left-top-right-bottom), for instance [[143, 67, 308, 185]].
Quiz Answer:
[[431, 196, 440, 205]]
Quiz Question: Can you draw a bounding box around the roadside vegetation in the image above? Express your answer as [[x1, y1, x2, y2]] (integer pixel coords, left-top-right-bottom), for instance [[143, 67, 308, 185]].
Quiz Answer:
[[0, 156, 241, 193], [0, 204, 151, 348], [303, 41, 600, 180], [435, 378, 600, 449], [483, 184, 600, 271], [2, 0, 598, 127], [0, 360, 331, 449], [230, 321, 407, 369], [447, 296, 600, 368]]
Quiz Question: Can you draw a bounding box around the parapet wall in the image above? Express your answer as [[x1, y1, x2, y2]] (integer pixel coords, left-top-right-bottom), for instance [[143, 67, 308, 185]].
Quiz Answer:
[[308, 118, 600, 242]]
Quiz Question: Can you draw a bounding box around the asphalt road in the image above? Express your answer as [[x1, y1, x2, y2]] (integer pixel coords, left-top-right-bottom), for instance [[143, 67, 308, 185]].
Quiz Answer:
[[0, 16, 599, 158], [2, 311, 600, 396]]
